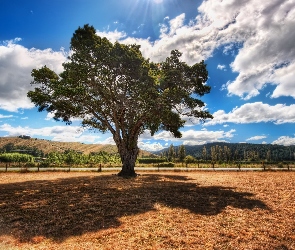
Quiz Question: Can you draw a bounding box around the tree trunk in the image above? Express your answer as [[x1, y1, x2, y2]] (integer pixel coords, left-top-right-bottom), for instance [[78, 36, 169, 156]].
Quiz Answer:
[[117, 145, 139, 177]]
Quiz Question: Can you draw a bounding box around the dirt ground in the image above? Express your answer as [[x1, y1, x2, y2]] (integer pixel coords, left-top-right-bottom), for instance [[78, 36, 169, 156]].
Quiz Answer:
[[0, 171, 294, 250]]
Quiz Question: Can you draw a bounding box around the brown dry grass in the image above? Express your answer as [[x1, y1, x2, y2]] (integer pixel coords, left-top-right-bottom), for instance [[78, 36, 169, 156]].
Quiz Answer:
[[0, 171, 294, 250], [0, 137, 151, 156]]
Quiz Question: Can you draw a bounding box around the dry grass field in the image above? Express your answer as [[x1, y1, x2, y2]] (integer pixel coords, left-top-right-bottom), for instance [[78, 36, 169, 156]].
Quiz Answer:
[[0, 171, 294, 250], [0, 137, 152, 156]]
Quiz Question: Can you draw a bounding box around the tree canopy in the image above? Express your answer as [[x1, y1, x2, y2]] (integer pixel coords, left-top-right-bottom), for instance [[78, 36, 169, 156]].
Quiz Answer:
[[27, 24, 213, 176]]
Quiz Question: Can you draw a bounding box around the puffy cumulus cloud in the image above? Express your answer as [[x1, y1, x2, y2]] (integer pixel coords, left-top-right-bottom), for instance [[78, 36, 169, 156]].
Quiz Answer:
[[96, 13, 218, 64], [95, 30, 127, 43], [271, 62, 295, 98], [0, 39, 67, 112], [246, 135, 267, 141], [272, 136, 295, 146], [96, 0, 295, 100], [209, 0, 295, 99], [0, 123, 99, 143], [3, 0, 293, 114], [138, 141, 165, 152], [96, 136, 116, 146], [152, 128, 235, 145], [205, 102, 295, 125], [45, 111, 83, 122], [96, 138, 166, 152]]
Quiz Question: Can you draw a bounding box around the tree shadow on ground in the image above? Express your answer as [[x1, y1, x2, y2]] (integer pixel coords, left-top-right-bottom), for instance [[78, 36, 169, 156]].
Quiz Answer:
[[0, 173, 268, 242]]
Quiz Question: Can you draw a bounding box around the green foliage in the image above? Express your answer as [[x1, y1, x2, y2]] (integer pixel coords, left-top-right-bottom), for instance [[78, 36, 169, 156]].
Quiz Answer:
[[0, 143, 44, 157], [178, 145, 186, 162], [158, 162, 175, 168], [167, 144, 175, 162], [44, 150, 120, 166], [277, 162, 284, 168], [27, 24, 212, 175], [138, 158, 166, 164], [159, 142, 295, 163], [184, 155, 195, 164], [0, 153, 34, 163]]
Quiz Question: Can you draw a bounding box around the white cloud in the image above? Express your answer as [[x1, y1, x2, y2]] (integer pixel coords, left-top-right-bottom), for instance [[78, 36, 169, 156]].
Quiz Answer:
[[1, 0, 293, 116], [95, 30, 127, 43], [0, 123, 99, 143], [151, 128, 235, 145], [138, 127, 235, 146], [0, 39, 67, 112], [272, 136, 295, 146], [153, 0, 163, 4], [138, 141, 165, 152], [2, 0, 293, 115], [271, 62, 295, 98], [45, 112, 56, 121], [0, 114, 13, 119], [206, 102, 295, 125], [246, 135, 267, 141], [96, 0, 295, 100], [97, 13, 218, 64], [95, 136, 116, 145], [207, 0, 295, 99], [217, 64, 226, 70]]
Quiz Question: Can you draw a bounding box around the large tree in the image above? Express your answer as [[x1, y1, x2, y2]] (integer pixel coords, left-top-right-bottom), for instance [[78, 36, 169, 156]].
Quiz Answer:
[[27, 24, 213, 177]]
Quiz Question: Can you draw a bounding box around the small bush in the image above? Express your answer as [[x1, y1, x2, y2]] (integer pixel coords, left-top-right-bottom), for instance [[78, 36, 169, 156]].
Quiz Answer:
[[158, 162, 174, 168], [39, 162, 50, 168], [277, 162, 284, 168], [138, 158, 166, 164]]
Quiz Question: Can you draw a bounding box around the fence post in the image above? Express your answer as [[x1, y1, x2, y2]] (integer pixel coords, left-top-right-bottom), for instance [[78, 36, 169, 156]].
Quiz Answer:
[[98, 163, 102, 172]]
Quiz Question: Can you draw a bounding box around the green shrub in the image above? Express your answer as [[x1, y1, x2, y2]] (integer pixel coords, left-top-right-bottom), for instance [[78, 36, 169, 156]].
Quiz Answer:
[[158, 162, 174, 168], [138, 158, 166, 164], [277, 162, 284, 168], [0, 153, 34, 163]]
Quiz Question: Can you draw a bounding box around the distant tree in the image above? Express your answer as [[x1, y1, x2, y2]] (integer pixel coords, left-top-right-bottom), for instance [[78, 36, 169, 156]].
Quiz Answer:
[[224, 145, 231, 163], [184, 155, 195, 167], [233, 149, 239, 161], [27, 24, 212, 177], [202, 146, 207, 161], [211, 146, 217, 168], [167, 144, 176, 162], [178, 145, 186, 164], [266, 149, 271, 162], [2, 143, 14, 153]]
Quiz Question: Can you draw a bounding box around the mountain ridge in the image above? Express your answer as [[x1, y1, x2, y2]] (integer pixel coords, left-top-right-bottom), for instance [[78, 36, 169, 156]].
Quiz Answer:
[[156, 142, 295, 161]]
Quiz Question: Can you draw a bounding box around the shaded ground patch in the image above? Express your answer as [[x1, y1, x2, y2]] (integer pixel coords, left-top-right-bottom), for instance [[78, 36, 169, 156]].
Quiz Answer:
[[0, 171, 294, 249]]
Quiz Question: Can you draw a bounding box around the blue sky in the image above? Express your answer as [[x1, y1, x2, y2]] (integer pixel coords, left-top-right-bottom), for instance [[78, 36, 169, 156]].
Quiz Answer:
[[0, 0, 295, 151]]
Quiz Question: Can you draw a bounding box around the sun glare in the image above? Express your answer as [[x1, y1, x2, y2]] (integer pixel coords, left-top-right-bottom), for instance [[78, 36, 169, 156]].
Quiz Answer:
[[153, 0, 163, 4]]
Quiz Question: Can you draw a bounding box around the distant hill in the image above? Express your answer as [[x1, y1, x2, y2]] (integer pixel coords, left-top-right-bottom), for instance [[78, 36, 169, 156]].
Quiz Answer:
[[0, 137, 152, 156], [156, 142, 295, 162]]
